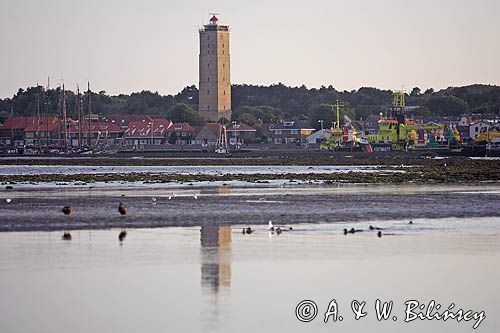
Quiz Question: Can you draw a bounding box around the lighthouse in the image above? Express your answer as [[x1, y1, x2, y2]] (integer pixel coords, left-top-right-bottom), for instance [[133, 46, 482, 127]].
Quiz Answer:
[[198, 15, 231, 122]]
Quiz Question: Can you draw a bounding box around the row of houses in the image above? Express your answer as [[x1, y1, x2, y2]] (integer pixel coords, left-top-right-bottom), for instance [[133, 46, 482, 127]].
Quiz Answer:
[[3, 112, 496, 149], [0, 114, 320, 148]]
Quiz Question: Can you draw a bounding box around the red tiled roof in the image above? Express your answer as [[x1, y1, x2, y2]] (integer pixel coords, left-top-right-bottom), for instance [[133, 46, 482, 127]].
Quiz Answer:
[[24, 117, 59, 132], [124, 119, 173, 138], [204, 123, 221, 136], [67, 121, 123, 134], [0, 116, 32, 130]]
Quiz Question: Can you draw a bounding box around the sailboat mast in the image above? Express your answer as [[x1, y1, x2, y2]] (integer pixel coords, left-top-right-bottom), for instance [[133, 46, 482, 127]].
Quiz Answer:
[[45, 80, 50, 147], [62, 84, 67, 150], [76, 85, 81, 147], [35, 85, 40, 152], [87, 82, 92, 147]]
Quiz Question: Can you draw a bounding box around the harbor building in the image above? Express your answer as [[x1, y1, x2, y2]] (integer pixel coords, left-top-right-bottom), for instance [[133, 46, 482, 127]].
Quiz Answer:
[[198, 15, 231, 122]]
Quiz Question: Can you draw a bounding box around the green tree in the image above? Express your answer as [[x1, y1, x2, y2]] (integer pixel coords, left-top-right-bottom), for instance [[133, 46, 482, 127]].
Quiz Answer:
[[424, 96, 467, 116], [237, 112, 259, 127], [410, 87, 421, 97], [167, 103, 205, 126]]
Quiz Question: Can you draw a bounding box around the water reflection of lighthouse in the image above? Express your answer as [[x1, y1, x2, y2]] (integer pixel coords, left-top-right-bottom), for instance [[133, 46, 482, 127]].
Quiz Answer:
[[200, 225, 232, 293]]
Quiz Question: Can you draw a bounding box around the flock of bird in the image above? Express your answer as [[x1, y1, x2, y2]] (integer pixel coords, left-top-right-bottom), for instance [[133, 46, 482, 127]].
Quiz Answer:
[[343, 220, 414, 237], [4, 191, 415, 241], [57, 192, 200, 241]]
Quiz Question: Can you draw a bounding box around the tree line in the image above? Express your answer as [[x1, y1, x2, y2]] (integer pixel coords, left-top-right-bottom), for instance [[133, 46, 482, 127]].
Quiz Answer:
[[1, 83, 499, 130]]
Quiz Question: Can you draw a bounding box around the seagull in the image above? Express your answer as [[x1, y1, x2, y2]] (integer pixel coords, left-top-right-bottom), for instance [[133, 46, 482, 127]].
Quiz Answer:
[[168, 195, 172, 200], [269, 221, 292, 233], [377, 231, 382, 238], [152, 197, 157, 205], [276, 227, 282, 235], [408, 220, 413, 225], [243, 227, 253, 235], [61, 206, 72, 215], [193, 194, 198, 200], [118, 202, 128, 215], [5, 198, 12, 204]]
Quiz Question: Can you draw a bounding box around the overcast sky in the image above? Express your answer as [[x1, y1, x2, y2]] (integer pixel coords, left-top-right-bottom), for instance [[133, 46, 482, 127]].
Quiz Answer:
[[1, 0, 499, 98]]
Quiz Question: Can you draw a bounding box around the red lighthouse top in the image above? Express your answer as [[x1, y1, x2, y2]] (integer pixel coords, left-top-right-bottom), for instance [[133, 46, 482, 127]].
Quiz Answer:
[[209, 15, 218, 24]]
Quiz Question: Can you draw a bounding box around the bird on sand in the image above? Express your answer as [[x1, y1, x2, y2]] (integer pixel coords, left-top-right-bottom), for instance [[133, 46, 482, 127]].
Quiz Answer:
[[119, 229, 127, 242], [377, 231, 382, 238], [5, 198, 12, 204], [62, 231, 72, 240], [369, 225, 383, 230], [61, 206, 72, 215], [268, 220, 292, 232], [118, 202, 128, 215], [408, 220, 414, 225], [243, 227, 254, 235], [344, 228, 363, 235]]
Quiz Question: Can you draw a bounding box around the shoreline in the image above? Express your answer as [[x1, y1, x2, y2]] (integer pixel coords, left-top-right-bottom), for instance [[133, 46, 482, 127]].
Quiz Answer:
[[1, 156, 499, 184]]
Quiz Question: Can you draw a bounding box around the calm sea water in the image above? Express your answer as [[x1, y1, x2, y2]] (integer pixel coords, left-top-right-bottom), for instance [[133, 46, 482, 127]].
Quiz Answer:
[[1, 183, 499, 332], [0, 222, 498, 333]]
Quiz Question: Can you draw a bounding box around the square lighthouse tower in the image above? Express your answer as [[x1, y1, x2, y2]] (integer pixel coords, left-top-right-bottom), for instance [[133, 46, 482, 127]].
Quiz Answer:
[[199, 15, 231, 122]]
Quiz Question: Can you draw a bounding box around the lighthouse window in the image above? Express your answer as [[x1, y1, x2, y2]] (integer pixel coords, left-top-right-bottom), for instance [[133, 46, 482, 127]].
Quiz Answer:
[[223, 63, 225, 68], [224, 90, 226, 95], [207, 35, 209, 40], [207, 77, 210, 82], [207, 105, 210, 110], [207, 90, 210, 95], [207, 63, 209, 68], [222, 50, 224, 55]]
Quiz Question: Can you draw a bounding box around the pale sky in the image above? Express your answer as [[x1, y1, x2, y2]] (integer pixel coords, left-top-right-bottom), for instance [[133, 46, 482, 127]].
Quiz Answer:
[[1, 0, 499, 98]]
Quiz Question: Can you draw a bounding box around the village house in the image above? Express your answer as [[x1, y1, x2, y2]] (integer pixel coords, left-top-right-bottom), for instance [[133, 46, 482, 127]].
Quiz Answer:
[[226, 123, 257, 145], [165, 122, 196, 145], [0, 116, 37, 146], [194, 123, 220, 146], [23, 117, 60, 146], [469, 121, 490, 140], [264, 119, 315, 144], [67, 120, 124, 147], [362, 114, 381, 135]]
